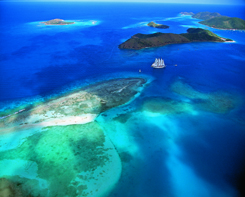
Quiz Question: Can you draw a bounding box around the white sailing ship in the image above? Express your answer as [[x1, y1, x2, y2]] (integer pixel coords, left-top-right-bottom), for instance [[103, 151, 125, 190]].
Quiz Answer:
[[151, 58, 166, 68]]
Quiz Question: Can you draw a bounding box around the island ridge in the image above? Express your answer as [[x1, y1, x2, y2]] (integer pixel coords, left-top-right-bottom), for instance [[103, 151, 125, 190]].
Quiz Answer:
[[181, 11, 245, 30], [118, 28, 233, 50]]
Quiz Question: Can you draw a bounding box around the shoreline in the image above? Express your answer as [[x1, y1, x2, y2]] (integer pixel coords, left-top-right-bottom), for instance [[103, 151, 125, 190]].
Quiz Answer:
[[0, 77, 148, 120], [198, 22, 245, 31], [121, 39, 232, 50], [0, 77, 148, 131]]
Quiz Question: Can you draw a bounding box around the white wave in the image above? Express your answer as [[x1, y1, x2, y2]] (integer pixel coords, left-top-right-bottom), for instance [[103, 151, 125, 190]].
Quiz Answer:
[[122, 22, 148, 29]]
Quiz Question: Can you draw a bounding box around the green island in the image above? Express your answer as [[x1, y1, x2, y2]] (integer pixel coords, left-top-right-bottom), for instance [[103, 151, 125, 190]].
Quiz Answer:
[[147, 21, 169, 29], [118, 28, 232, 50], [200, 16, 245, 30], [41, 18, 75, 25], [189, 11, 245, 30], [192, 12, 221, 20]]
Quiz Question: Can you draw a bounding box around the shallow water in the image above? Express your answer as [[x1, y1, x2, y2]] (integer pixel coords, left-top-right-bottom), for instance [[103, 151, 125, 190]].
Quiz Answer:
[[0, 2, 245, 197]]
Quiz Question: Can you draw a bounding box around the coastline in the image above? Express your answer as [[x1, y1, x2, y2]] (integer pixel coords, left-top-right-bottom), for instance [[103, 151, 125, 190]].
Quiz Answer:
[[198, 22, 245, 31], [0, 78, 147, 130], [0, 77, 146, 195]]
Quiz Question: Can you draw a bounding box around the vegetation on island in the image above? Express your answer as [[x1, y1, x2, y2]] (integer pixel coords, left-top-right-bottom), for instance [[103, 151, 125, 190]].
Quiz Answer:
[[42, 18, 75, 25], [180, 28, 224, 41], [192, 12, 221, 20], [147, 21, 169, 29], [190, 12, 245, 30], [200, 16, 245, 30], [118, 28, 232, 50], [119, 32, 189, 50]]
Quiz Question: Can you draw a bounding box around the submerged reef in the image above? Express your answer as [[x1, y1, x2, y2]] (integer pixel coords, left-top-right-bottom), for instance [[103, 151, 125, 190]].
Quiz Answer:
[[141, 79, 239, 116], [170, 80, 238, 114], [0, 178, 24, 197], [0, 77, 147, 197], [142, 97, 193, 115], [0, 123, 122, 197], [0, 78, 146, 129]]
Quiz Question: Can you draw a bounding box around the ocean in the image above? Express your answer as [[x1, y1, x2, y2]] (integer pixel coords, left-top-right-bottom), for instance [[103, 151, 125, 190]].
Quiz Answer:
[[0, 2, 245, 197]]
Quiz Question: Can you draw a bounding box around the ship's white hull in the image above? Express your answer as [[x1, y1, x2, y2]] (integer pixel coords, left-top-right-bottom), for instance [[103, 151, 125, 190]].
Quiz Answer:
[[152, 66, 166, 68], [151, 64, 166, 68]]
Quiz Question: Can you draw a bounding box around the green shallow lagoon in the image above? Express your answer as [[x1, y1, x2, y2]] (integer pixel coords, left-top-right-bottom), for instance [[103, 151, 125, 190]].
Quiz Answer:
[[0, 123, 121, 197]]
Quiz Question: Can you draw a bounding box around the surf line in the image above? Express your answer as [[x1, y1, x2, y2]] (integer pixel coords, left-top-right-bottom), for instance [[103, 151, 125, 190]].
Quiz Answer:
[[0, 109, 26, 119]]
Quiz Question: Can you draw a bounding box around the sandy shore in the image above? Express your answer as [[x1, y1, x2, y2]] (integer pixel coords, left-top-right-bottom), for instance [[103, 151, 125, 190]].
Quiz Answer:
[[29, 113, 98, 127], [0, 78, 150, 196], [0, 78, 147, 130]]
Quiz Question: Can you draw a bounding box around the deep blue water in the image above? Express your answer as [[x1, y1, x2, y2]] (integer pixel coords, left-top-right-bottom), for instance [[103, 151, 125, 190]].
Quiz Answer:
[[0, 2, 245, 197]]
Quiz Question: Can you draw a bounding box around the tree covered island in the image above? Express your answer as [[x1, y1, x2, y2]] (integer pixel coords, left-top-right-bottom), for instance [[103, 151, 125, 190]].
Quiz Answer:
[[184, 11, 245, 30], [41, 18, 75, 25], [118, 28, 233, 50], [192, 12, 221, 20], [147, 21, 169, 29], [199, 16, 245, 30]]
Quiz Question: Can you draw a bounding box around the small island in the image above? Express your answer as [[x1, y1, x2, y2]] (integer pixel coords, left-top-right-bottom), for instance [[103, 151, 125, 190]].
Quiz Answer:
[[118, 28, 232, 50], [147, 21, 169, 29], [180, 12, 194, 16], [188, 12, 245, 30], [41, 18, 75, 25]]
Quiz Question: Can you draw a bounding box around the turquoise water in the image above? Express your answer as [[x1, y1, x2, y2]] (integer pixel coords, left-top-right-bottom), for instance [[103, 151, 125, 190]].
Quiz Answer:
[[0, 2, 245, 197]]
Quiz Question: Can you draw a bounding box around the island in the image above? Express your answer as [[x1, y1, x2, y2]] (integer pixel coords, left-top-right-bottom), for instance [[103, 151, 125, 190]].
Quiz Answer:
[[192, 12, 221, 20], [41, 18, 75, 25], [189, 12, 245, 30], [118, 28, 232, 50], [0, 78, 147, 128], [147, 21, 169, 29], [199, 16, 245, 30], [0, 77, 148, 197], [180, 12, 194, 16]]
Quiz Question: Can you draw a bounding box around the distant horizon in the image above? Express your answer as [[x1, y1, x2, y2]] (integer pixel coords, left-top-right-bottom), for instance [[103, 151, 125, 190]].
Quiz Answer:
[[2, 0, 245, 6]]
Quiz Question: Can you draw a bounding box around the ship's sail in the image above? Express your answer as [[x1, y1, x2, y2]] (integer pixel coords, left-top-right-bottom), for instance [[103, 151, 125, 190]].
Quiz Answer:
[[151, 58, 166, 68]]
